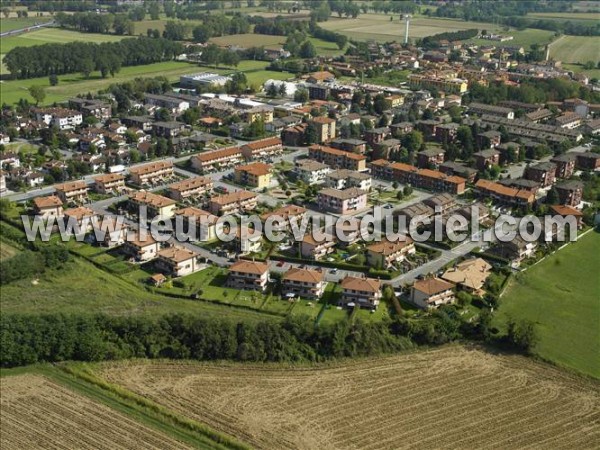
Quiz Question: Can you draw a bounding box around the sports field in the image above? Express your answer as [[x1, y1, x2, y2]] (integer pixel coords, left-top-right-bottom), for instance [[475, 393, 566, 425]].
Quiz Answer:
[[495, 230, 600, 378], [97, 346, 600, 449], [548, 35, 600, 64], [320, 14, 502, 42]]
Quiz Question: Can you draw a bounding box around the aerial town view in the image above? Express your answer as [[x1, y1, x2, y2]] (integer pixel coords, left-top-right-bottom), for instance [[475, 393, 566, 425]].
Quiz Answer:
[[0, 0, 599, 448]]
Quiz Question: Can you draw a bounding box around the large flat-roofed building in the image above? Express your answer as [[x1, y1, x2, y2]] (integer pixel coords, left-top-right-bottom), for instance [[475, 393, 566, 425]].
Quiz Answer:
[[180, 72, 232, 89], [167, 176, 213, 201], [129, 161, 174, 186]]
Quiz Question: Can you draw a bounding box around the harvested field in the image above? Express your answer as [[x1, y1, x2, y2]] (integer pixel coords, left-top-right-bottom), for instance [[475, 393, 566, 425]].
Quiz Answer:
[[99, 346, 600, 450], [0, 375, 193, 450], [549, 35, 600, 64]]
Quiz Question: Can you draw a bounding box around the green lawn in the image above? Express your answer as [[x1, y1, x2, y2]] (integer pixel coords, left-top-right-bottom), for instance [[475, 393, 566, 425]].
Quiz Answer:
[[1, 28, 125, 54], [494, 230, 600, 379], [3, 141, 39, 155], [563, 63, 600, 80], [549, 35, 600, 64], [0, 17, 52, 33]]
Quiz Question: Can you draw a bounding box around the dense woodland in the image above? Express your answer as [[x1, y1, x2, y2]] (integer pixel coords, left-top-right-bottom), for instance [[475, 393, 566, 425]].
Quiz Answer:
[[4, 37, 184, 79]]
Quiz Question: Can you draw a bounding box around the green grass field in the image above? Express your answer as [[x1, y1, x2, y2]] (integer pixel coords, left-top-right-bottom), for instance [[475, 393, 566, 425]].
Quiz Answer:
[[494, 230, 600, 379], [466, 28, 557, 49], [563, 63, 600, 80], [209, 33, 345, 56], [1, 28, 125, 54], [321, 14, 502, 42], [527, 11, 600, 23], [549, 35, 600, 64], [0, 17, 52, 33]]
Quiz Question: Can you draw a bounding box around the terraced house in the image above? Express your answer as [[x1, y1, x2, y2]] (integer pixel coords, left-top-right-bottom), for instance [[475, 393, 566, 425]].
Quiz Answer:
[[167, 176, 213, 202], [54, 180, 89, 205], [282, 268, 327, 300], [367, 237, 415, 269], [129, 161, 174, 186], [94, 173, 126, 195], [191, 146, 243, 173], [208, 190, 257, 215], [174, 207, 221, 242], [241, 137, 282, 160], [309, 145, 367, 172], [474, 179, 535, 207]]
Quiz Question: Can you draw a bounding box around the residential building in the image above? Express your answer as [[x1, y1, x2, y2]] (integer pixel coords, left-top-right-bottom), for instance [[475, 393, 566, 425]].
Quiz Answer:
[[260, 205, 307, 232], [310, 116, 336, 143], [417, 148, 445, 169], [300, 233, 336, 260], [208, 190, 257, 215], [476, 130, 502, 149], [129, 161, 174, 186], [63, 206, 97, 232], [34, 107, 83, 130], [555, 180, 584, 207], [423, 193, 457, 214], [151, 121, 186, 138], [144, 93, 189, 115], [294, 159, 331, 184], [575, 152, 600, 171], [167, 176, 213, 202], [93, 216, 128, 248], [241, 137, 283, 160], [549, 205, 584, 229], [308, 145, 367, 171], [340, 276, 382, 309], [68, 98, 112, 120], [282, 267, 327, 300], [54, 181, 89, 204], [370, 160, 466, 194], [191, 146, 243, 173], [498, 178, 540, 194], [550, 153, 577, 179], [32, 195, 64, 219], [468, 102, 514, 119], [474, 179, 535, 206], [122, 232, 161, 261], [473, 149, 500, 171], [524, 162, 556, 187], [317, 187, 368, 214], [411, 277, 456, 309], [496, 142, 521, 165], [494, 236, 538, 264], [366, 237, 415, 269], [325, 169, 372, 191], [129, 191, 177, 219], [525, 108, 553, 123], [441, 258, 492, 296], [94, 173, 125, 195], [155, 246, 201, 277], [282, 123, 308, 146], [235, 225, 263, 254], [554, 112, 582, 129], [174, 207, 220, 242], [435, 123, 460, 143], [227, 259, 269, 292], [364, 127, 390, 147], [408, 74, 468, 95], [330, 138, 367, 154], [234, 162, 272, 189]]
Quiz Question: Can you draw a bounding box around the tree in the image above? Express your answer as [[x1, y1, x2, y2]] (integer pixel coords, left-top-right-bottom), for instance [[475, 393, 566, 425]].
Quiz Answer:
[[163, 21, 187, 40], [403, 186, 412, 196], [148, 2, 160, 20], [305, 123, 318, 145], [506, 318, 538, 354], [48, 74, 58, 86], [266, 82, 278, 98], [28, 86, 46, 105], [278, 82, 287, 98], [401, 130, 423, 153], [294, 88, 308, 103], [2, 8, 9, 18], [80, 58, 94, 79], [396, 190, 404, 200], [299, 40, 317, 58], [546, 187, 559, 205]]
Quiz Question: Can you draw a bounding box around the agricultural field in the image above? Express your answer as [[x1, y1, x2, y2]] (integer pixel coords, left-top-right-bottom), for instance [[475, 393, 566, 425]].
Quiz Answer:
[[0, 375, 195, 450], [527, 11, 600, 23], [465, 28, 557, 49], [549, 35, 600, 64], [98, 346, 600, 449], [495, 230, 600, 379], [0, 17, 51, 34], [209, 33, 345, 56], [320, 14, 502, 42]]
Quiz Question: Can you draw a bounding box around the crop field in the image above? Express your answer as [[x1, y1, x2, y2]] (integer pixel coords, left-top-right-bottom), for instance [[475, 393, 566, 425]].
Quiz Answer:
[[466, 28, 557, 49], [527, 11, 600, 22], [320, 14, 502, 42], [0, 28, 125, 54], [98, 346, 600, 450], [549, 35, 600, 64], [0, 375, 194, 449], [209, 33, 344, 56], [495, 230, 600, 379]]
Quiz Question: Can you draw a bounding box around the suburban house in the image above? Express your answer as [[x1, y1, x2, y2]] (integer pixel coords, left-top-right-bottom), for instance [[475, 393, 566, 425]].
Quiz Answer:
[[167, 176, 213, 202], [209, 190, 257, 215], [191, 146, 244, 173], [63, 206, 97, 232], [54, 181, 89, 205], [340, 276, 382, 309], [129, 190, 177, 219], [129, 161, 174, 186], [495, 236, 538, 264], [122, 232, 161, 262], [174, 207, 221, 242], [152, 121, 187, 138], [94, 173, 125, 195], [551, 153, 577, 179], [281, 267, 327, 300], [554, 180, 584, 207], [294, 159, 331, 184], [144, 93, 189, 115], [234, 162, 272, 189], [441, 258, 492, 296], [227, 259, 269, 292], [317, 187, 368, 214], [524, 162, 556, 187], [411, 277, 456, 309], [310, 116, 336, 143], [241, 137, 283, 160], [366, 237, 415, 269], [325, 169, 372, 191], [155, 246, 201, 277], [308, 145, 367, 172], [34, 107, 83, 130], [300, 233, 336, 260], [32, 195, 64, 219]]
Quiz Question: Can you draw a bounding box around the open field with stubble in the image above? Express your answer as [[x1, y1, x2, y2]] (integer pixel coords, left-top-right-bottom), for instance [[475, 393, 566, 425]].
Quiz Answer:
[[549, 35, 600, 64], [97, 346, 600, 450], [0, 375, 195, 450]]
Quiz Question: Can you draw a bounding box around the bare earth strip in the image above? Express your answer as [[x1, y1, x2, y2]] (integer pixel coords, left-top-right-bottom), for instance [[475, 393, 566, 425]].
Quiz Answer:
[[99, 346, 600, 450], [0, 375, 194, 450]]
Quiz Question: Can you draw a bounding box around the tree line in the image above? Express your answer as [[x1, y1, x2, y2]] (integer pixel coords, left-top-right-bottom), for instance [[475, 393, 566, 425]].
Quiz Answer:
[[420, 29, 479, 49], [4, 37, 184, 79]]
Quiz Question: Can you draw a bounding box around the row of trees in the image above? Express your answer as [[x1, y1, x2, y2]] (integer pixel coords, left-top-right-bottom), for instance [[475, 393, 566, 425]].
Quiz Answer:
[[55, 11, 135, 35], [5, 37, 184, 79], [191, 14, 251, 43], [420, 29, 479, 49]]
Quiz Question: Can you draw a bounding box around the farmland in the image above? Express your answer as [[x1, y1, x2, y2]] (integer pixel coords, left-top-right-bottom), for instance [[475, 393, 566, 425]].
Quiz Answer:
[[0, 375, 196, 449], [466, 28, 557, 49], [495, 231, 600, 379], [320, 14, 502, 42], [0, 17, 51, 34], [209, 33, 345, 56], [548, 35, 600, 64], [97, 346, 600, 449]]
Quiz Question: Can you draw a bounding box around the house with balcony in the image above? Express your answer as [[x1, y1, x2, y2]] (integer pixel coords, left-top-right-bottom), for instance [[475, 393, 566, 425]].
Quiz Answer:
[[129, 191, 177, 219], [317, 187, 368, 214], [155, 246, 201, 277], [208, 190, 258, 215], [294, 159, 331, 184], [227, 259, 269, 292], [308, 145, 367, 172], [282, 267, 327, 300], [93, 216, 129, 248], [441, 258, 492, 297], [122, 231, 161, 262], [555, 180, 583, 207], [524, 162, 556, 188], [174, 207, 221, 242], [551, 153, 577, 179], [54, 181, 89, 205], [63, 206, 97, 233], [300, 233, 336, 260], [94, 173, 125, 195], [325, 169, 372, 191], [410, 277, 456, 309], [309, 116, 336, 143], [234, 162, 272, 189], [32, 195, 64, 219], [473, 149, 500, 171], [191, 146, 243, 173], [241, 137, 283, 160], [260, 204, 307, 232], [366, 237, 415, 269], [417, 148, 446, 169], [129, 161, 174, 186], [167, 176, 213, 202], [340, 276, 382, 310]]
